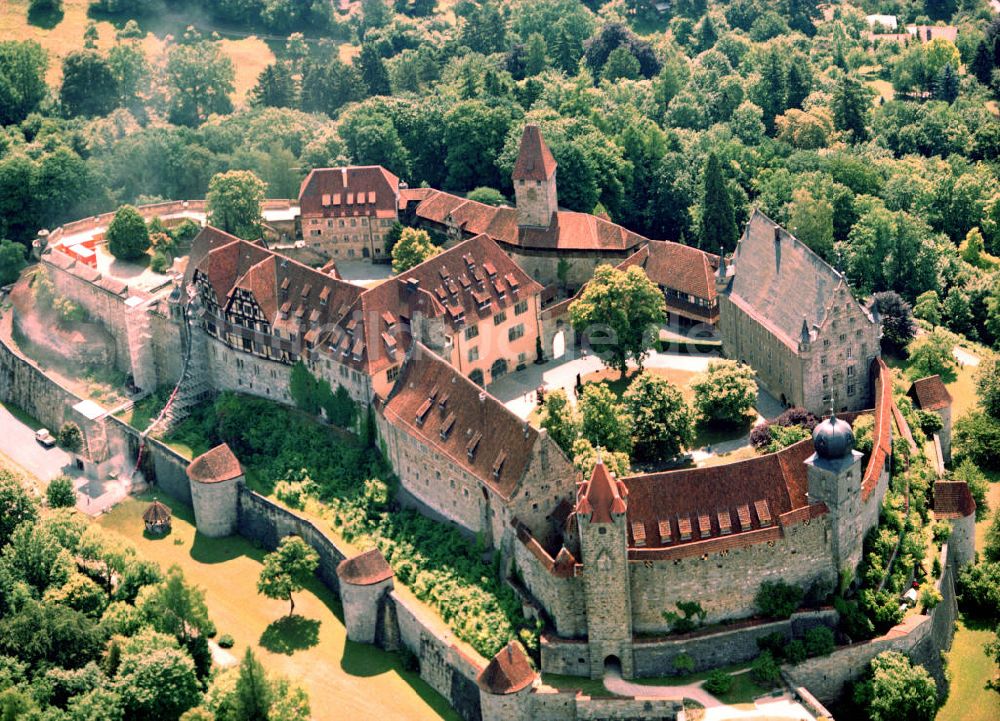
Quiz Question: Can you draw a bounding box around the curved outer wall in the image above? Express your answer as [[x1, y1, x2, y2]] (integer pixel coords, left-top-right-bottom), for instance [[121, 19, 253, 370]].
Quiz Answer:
[[341, 577, 393, 644]]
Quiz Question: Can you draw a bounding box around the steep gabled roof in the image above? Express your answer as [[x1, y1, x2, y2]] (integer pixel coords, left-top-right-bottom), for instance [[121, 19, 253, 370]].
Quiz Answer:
[[576, 456, 628, 523], [908, 375, 952, 412], [621, 439, 813, 549], [727, 210, 874, 351], [477, 641, 536, 695], [379, 344, 538, 500], [619, 240, 719, 302], [512, 125, 557, 182], [298, 166, 400, 218]]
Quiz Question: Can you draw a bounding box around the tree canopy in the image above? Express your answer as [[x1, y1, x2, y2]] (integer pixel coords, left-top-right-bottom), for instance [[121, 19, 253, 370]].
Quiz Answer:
[[257, 535, 319, 616]]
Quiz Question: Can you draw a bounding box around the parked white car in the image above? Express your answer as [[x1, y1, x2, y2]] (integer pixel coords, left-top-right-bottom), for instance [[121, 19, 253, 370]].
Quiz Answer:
[[35, 428, 56, 448]]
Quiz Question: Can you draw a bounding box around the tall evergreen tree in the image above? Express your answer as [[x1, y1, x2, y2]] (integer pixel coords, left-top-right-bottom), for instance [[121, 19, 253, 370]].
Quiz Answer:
[[786, 0, 820, 36], [934, 63, 959, 103], [357, 43, 390, 96], [250, 62, 297, 108], [697, 15, 717, 52], [786, 58, 812, 109], [832, 73, 869, 142], [700, 152, 737, 252], [753, 47, 787, 133], [231, 649, 272, 721], [972, 40, 994, 85]]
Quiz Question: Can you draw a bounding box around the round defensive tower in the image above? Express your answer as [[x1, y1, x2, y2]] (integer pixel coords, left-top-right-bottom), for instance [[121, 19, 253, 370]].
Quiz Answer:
[[187, 443, 243, 538], [477, 640, 536, 721], [336, 549, 394, 644]]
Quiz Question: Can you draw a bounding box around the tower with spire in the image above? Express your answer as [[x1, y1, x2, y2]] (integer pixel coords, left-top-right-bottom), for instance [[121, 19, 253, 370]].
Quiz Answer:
[[575, 452, 634, 679], [513, 125, 558, 228]]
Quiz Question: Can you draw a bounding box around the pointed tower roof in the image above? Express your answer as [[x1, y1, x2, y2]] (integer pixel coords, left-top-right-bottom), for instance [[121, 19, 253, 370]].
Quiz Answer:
[[800, 317, 811, 345], [513, 125, 557, 182], [576, 454, 628, 523], [477, 641, 536, 695]]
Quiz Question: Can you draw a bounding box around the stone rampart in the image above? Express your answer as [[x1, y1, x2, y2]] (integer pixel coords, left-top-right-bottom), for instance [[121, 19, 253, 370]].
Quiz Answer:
[[541, 609, 838, 678], [0, 314, 81, 432], [782, 544, 956, 705]]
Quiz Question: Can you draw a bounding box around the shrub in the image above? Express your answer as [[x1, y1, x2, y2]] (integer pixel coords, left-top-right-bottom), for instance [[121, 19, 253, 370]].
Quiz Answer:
[[750, 422, 772, 450], [956, 561, 1000, 621], [834, 595, 875, 641], [755, 580, 803, 619], [919, 584, 942, 612], [803, 626, 835, 657], [784, 639, 807, 663], [57, 422, 83, 453], [703, 670, 734, 695], [750, 651, 781, 686], [915, 409, 943, 436], [150, 251, 171, 273], [217, 634, 234, 649], [931, 521, 951, 546], [46, 476, 76, 508], [775, 407, 818, 430], [673, 653, 695, 674], [663, 600, 707, 634], [756, 631, 786, 660]]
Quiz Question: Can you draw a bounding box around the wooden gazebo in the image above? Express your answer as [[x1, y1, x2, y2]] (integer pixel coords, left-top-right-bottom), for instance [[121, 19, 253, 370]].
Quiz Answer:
[[143, 499, 172, 535]]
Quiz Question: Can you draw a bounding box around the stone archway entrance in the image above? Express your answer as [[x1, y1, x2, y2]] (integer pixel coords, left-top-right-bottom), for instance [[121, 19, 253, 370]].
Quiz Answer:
[[490, 358, 508, 382]]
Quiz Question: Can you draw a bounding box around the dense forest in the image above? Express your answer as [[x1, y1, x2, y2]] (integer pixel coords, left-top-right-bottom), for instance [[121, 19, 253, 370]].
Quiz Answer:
[[2, 0, 1000, 351]]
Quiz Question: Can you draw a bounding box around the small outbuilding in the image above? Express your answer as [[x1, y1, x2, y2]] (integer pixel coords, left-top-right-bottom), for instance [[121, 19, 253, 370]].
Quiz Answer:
[[143, 499, 172, 535]]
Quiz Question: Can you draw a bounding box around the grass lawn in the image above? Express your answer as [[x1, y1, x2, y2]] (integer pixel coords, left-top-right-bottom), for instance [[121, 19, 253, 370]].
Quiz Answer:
[[0, 0, 274, 102], [937, 618, 1000, 721], [541, 673, 620, 698], [98, 494, 459, 721]]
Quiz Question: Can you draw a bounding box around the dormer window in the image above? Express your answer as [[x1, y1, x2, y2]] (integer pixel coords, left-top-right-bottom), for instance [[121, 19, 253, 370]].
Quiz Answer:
[[415, 399, 432, 426], [678, 516, 693, 541], [631, 521, 646, 547], [440, 413, 455, 440], [492, 451, 507, 479], [467, 432, 482, 460], [754, 499, 772, 527], [658, 519, 672, 544]]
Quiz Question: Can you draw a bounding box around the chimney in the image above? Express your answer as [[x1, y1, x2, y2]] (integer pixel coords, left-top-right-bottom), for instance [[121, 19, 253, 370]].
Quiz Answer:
[[479, 392, 486, 404], [341, 167, 348, 187], [773, 226, 781, 244]]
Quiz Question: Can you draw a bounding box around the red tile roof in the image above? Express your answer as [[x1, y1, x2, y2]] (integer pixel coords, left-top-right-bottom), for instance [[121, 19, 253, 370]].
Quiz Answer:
[[380, 344, 539, 500], [576, 456, 629, 523], [908, 375, 952, 412], [512, 125, 557, 182], [619, 438, 815, 551], [336, 549, 394, 586], [933, 480, 976, 519], [478, 641, 536, 695], [323, 234, 540, 376], [412, 190, 647, 253], [862, 359, 894, 502], [187, 444, 243, 484], [618, 240, 719, 302], [514, 520, 577, 578], [298, 166, 400, 219]]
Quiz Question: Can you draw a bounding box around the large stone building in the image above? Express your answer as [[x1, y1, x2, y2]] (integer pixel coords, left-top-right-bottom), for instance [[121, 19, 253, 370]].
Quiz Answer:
[[378, 343, 577, 549], [298, 166, 401, 260], [718, 210, 882, 415], [513, 359, 895, 680]]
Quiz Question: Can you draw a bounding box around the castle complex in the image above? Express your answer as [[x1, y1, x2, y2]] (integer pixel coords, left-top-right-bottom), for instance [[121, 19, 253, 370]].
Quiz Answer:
[[20, 124, 979, 721]]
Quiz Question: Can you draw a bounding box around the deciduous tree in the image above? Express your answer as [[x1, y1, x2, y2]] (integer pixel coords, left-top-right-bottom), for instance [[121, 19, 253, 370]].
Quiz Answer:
[[578, 383, 633, 455], [690, 360, 757, 426], [106, 205, 150, 261], [569, 265, 665, 378], [853, 651, 938, 721], [391, 227, 439, 272], [60, 51, 117, 117], [257, 536, 319, 616], [207, 170, 265, 240], [623, 373, 693, 462]]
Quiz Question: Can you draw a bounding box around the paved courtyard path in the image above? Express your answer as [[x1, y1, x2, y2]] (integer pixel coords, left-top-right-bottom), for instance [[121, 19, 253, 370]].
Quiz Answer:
[[602, 667, 817, 721], [0, 402, 73, 483]]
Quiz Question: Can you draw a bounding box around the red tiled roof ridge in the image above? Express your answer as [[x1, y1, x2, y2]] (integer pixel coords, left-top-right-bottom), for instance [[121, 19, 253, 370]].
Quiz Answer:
[[477, 640, 536, 695], [908, 375, 952, 412], [336, 548, 394, 586], [577, 457, 628, 523], [861, 359, 893, 501], [187, 443, 242, 484], [933, 480, 976, 519], [380, 343, 538, 500]]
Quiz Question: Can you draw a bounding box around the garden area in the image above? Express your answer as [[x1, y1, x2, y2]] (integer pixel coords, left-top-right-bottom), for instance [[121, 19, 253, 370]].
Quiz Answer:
[[98, 493, 457, 721], [161, 391, 536, 660]]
